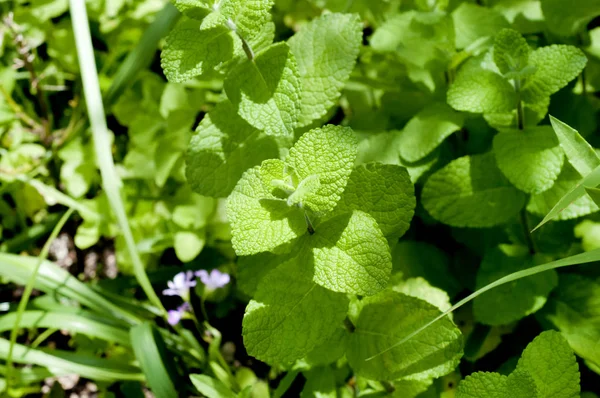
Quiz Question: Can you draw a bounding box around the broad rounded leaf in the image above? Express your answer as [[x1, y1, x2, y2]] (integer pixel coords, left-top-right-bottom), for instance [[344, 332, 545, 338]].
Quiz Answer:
[[528, 162, 599, 220], [286, 125, 358, 214], [348, 291, 463, 381], [186, 100, 279, 197], [227, 166, 306, 255], [541, 0, 600, 37], [493, 126, 564, 194], [516, 330, 580, 398], [448, 69, 516, 114], [493, 28, 530, 75], [311, 211, 391, 296], [457, 371, 538, 398], [288, 13, 362, 127], [422, 153, 527, 228], [398, 102, 465, 163], [473, 246, 558, 326], [225, 42, 301, 136], [452, 3, 510, 49], [242, 257, 349, 364], [334, 163, 416, 239]]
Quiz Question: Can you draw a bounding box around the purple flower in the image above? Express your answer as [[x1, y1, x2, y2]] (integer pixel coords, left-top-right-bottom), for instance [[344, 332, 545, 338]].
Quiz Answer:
[[167, 302, 190, 325], [163, 271, 196, 300], [195, 269, 230, 290]]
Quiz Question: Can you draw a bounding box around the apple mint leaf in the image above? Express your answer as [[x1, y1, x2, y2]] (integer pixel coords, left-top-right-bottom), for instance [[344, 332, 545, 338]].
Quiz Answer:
[[541, 0, 600, 37], [391, 277, 452, 314], [550, 116, 600, 176], [539, 274, 600, 372], [515, 331, 580, 398], [493, 126, 564, 194], [286, 125, 358, 214], [302, 328, 347, 367], [333, 163, 415, 239], [398, 102, 465, 163], [527, 163, 599, 220], [288, 13, 362, 128], [161, 17, 234, 83], [493, 28, 530, 75], [310, 211, 391, 296], [447, 68, 516, 114], [242, 256, 349, 365], [218, 0, 274, 44], [422, 153, 527, 228], [473, 245, 558, 326], [227, 166, 306, 255], [225, 42, 301, 137], [521, 45, 587, 103], [186, 100, 279, 197], [452, 3, 510, 49], [171, 0, 210, 19], [259, 159, 291, 196], [347, 291, 463, 380], [301, 367, 336, 398], [456, 370, 538, 398]]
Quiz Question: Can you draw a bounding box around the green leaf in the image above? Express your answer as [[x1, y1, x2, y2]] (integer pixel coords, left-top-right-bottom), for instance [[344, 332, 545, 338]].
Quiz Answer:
[[448, 68, 516, 114], [161, 17, 234, 83], [452, 3, 510, 49], [311, 211, 392, 296], [286, 125, 358, 214], [398, 102, 465, 163], [218, 0, 274, 44], [541, 0, 600, 37], [391, 277, 452, 314], [586, 187, 600, 207], [190, 374, 237, 398], [515, 330, 580, 398], [288, 13, 362, 128], [242, 256, 349, 364], [521, 46, 587, 103], [173, 230, 205, 262], [473, 246, 558, 326], [225, 42, 301, 137], [528, 163, 599, 221], [301, 367, 336, 398], [456, 370, 538, 398], [347, 291, 463, 381], [227, 166, 306, 255], [130, 323, 179, 398], [493, 126, 564, 194], [493, 29, 531, 75], [550, 116, 600, 177], [539, 274, 600, 372], [333, 163, 416, 239], [422, 153, 527, 228], [186, 100, 280, 198]]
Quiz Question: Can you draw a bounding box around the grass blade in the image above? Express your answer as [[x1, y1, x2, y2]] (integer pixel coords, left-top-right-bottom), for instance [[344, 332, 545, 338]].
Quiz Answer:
[[367, 246, 600, 360], [550, 115, 600, 176], [131, 322, 180, 398], [68, 0, 166, 315], [104, 3, 180, 106]]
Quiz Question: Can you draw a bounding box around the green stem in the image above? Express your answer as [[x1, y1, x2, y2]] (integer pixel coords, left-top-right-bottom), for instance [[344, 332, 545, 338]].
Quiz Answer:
[[5, 208, 74, 393], [520, 209, 536, 254], [304, 212, 315, 235]]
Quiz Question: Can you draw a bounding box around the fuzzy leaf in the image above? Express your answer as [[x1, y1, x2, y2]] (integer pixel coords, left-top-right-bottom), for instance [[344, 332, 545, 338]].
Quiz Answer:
[[311, 211, 391, 296], [522, 46, 587, 103], [288, 13, 362, 127], [473, 246, 558, 326], [457, 371, 538, 398], [493, 126, 564, 194], [493, 28, 531, 75], [227, 166, 306, 255], [348, 291, 463, 381], [448, 69, 517, 114], [286, 125, 358, 214], [186, 100, 280, 197], [225, 42, 301, 136], [398, 102, 465, 163], [422, 153, 527, 227], [333, 163, 415, 239], [242, 256, 349, 364]]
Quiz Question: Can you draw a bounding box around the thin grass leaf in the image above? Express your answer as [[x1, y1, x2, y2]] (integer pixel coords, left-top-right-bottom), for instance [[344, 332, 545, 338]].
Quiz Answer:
[[550, 115, 600, 175], [0, 311, 131, 347], [0, 339, 143, 382], [131, 322, 180, 398], [104, 3, 180, 106], [68, 0, 166, 315], [366, 246, 600, 360], [585, 186, 600, 207], [532, 164, 600, 231], [0, 253, 142, 325], [4, 209, 73, 392]]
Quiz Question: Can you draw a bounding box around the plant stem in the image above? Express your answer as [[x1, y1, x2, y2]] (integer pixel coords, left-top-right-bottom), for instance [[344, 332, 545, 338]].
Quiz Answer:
[[304, 212, 315, 235], [343, 316, 356, 333], [520, 209, 536, 254], [225, 18, 254, 61]]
